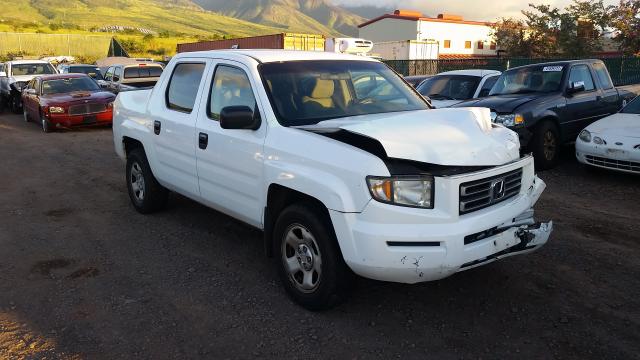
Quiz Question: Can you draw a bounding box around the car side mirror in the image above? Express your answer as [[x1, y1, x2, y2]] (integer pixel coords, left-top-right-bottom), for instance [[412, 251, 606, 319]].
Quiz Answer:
[[220, 106, 260, 130], [113, 75, 120, 82], [567, 81, 585, 95], [24, 88, 36, 95]]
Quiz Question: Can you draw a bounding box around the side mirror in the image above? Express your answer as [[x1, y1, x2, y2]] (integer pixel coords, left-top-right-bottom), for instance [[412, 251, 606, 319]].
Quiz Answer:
[[220, 106, 260, 130], [113, 75, 120, 82], [567, 81, 585, 95], [0, 71, 6, 77], [24, 88, 36, 95]]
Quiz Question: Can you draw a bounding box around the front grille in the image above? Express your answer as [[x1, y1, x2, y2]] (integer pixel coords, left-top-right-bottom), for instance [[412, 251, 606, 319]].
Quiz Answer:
[[68, 103, 107, 116], [586, 155, 640, 173], [459, 168, 522, 215]]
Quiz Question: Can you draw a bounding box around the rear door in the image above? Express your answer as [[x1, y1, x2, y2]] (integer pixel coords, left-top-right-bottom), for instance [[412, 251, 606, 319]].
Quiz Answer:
[[592, 62, 620, 115], [148, 59, 209, 200], [564, 64, 599, 138], [194, 60, 267, 228]]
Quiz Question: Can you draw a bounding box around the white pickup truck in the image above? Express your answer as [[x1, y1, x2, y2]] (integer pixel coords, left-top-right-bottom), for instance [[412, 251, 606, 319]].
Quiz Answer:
[[113, 50, 553, 310]]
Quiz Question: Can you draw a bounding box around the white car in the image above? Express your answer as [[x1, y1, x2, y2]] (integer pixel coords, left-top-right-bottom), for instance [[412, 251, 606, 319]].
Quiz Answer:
[[576, 96, 640, 174], [416, 69, 501, 108], [0, 60, 57, 113], [113, 50, 552, 310]]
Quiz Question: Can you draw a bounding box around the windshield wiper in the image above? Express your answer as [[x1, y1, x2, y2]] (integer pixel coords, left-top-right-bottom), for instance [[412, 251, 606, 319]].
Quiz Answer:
[[428, 93, 455, 100]]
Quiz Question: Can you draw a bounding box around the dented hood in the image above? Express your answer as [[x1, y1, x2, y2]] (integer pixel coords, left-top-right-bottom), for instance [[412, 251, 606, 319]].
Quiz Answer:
[[304, 108, 521, 166]]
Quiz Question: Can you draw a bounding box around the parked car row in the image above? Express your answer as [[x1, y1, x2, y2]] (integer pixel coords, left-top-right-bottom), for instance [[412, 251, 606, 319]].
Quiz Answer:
[[1, 58, 164, 131], [407, 60, 640, 171]]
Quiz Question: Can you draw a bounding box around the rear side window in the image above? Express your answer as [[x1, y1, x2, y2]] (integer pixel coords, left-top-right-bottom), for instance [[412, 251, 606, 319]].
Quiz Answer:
[[568, 65, 595, 91], [208, 65, 256, 120], [593, 62, 613, 89], [166, 63, 206, 113]]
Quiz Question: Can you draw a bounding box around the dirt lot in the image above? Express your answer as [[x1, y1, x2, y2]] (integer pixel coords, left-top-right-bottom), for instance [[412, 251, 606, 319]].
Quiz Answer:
[[0, 113, 639, 360]]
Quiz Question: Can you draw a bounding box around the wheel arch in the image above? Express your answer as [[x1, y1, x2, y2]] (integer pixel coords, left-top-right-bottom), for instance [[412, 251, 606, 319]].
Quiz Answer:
[[122, 136, 145, 157]]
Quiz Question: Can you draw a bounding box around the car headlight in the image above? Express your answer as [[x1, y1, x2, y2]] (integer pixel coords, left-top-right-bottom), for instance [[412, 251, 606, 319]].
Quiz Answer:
[[593, 136, 605, 145], [49, 106, 65, 114], [494, 114, 525, 127], [579, 130, 591, 143], [367, 176, 434, 209]]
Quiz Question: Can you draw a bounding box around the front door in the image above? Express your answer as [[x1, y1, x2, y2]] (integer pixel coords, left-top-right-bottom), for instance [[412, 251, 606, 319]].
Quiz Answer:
[[195, 60, 267, 228], [564, 64, 600, 139], [148, 59, 209, 200]]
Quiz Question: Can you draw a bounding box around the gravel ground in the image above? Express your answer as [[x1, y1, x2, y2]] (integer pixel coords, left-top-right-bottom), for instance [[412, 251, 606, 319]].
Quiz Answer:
[[0, 113, 639, 360]]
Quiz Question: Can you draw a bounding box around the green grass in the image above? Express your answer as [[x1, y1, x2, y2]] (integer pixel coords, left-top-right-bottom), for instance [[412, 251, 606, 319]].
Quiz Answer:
[[0, 0, 291, 59]]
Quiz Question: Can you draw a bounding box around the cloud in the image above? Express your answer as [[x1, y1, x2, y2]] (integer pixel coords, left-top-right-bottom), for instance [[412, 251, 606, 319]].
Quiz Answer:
[[331, 0, 618, 22]]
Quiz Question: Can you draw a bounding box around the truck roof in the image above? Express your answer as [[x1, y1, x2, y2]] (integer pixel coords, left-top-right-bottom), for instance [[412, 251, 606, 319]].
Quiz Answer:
[[507, 59, 602, 71], [438, 69, 501, 77], [7, 60, 52, 65], [173, 50, 379, 64]]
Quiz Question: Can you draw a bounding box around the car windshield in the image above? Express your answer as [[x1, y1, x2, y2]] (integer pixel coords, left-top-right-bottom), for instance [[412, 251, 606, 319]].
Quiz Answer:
[[621, 97, 640, 114], [416, 75, 481, 100], [69, 66, 104, 80], [12, 63, 56, 76], [490, 65, 565, 95], [42, 77, 100, 95], [259, 60, 430, 126]]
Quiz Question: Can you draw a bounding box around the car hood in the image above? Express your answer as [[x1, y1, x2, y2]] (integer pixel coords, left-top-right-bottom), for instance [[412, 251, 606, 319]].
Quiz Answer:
[[430, 99, 464, 109], [10, 75, 40, 83], [299, 108, 521, 166], [587, 113, 640, 139], [454, 94, 541, 113], [42, 91, 115, 104]]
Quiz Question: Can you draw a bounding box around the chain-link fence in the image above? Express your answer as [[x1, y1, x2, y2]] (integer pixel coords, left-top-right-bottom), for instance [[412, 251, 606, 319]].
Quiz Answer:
[[0, 32, 113, 59], [384, 57, 640, 86]]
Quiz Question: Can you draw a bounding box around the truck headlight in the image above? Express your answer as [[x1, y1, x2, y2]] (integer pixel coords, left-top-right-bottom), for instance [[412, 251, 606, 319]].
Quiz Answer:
[[494, 114, 524, 127], [367, 176, 434, 209], [49, 106, 65, 114], [579, 130, 591, 143]]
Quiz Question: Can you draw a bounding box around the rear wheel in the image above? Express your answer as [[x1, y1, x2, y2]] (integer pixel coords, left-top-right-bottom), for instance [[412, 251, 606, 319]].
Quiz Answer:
[[274, 203, 352, 311], [126, 148, 168, 214], [531, 120, 560, 170]]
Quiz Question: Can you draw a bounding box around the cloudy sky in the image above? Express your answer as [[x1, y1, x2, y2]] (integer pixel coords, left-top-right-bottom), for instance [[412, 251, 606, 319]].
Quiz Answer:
[[332, 0, 619, 22]]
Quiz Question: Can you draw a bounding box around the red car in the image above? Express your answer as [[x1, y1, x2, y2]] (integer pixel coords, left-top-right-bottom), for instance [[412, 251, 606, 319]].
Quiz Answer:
[[21, 73, 116, 133]]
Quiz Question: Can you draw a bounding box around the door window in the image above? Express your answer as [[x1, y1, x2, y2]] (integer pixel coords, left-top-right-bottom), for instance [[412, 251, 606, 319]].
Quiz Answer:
[[113, 67, 123, 82], [592, 62, 613, 89], [208, 65, 257, 120], [105, 67, 114, 81], [166, 63, 206, 113], [568, 65, 595, 91]]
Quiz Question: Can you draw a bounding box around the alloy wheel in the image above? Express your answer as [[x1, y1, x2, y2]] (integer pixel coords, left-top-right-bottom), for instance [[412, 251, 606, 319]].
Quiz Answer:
[[130, 162, 146, 202], [543, 130, 556, 161]]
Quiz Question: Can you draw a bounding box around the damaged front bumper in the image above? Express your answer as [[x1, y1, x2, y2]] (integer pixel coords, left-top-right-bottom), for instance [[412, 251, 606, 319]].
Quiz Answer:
[[329, 156, 553, 284]]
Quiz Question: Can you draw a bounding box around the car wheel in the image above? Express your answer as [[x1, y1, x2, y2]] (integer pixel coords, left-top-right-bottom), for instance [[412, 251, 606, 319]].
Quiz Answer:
[[40, 114, 52, 133], [126, 148, 168, 214], [274, 203, 352, 311], [531, 120, 560, 170]]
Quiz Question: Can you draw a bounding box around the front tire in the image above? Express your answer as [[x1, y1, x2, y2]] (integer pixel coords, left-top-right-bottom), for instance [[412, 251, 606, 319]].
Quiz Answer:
[[40, 113, 52, 133], [530, 120, 560, 170], [126, 148, 168, 214], [274, 203, 352, 311]]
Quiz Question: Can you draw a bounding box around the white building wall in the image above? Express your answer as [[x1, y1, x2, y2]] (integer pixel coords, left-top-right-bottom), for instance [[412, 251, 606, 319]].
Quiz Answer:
[[418, 21, 496, 56], [358, 18, 418, 43]]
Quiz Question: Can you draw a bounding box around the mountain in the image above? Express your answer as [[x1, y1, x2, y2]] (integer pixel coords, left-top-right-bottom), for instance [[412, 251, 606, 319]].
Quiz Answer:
[[2, 0, 285, 37], [192, 0, 366, 36], [339, 5, 390, 20]]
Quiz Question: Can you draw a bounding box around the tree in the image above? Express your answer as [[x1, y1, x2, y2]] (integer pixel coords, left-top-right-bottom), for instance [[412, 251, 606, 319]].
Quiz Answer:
[[611, 0, 640, 55], [492, 0, 613, 57]]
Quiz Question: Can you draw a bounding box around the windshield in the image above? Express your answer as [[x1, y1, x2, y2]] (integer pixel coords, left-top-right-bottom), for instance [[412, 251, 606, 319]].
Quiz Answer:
[[69, 66, 104, 80], [416, 75, 481, 100], [259, 60, 430, 126], [490, 65, 565, 96], [621, 96, 640, 114], [12, 63, 56, 76], [42, 77, 100, 95]]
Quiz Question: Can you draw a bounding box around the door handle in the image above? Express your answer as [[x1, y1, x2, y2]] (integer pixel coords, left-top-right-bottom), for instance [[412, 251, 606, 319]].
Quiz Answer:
[[198, 132, 208, 150], [154, 120, 161, 135]]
